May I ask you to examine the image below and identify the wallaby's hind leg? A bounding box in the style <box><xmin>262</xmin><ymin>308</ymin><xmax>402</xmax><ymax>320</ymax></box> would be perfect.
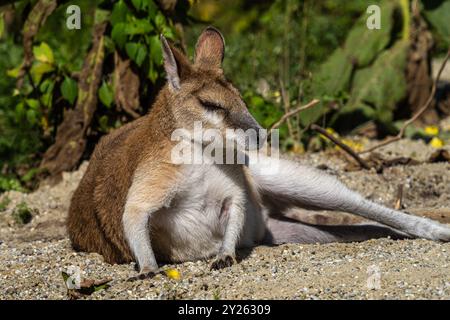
<box><xmin>68</xmin><ymin>174</ymin><xmax>126</xmax><ymax>264</ymax></box>
<box><xmin>249</xmin><ymin>154</ymin><xmax>450</xmax><ymax>242</ymax></box>
<box><xmin>263</xmin><ymin>217</ymin><xmax>408</xmax><ymax>245</ymax></box>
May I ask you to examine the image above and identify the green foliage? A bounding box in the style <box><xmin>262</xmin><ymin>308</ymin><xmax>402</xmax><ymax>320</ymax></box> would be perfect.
<box><xmin>0</xmin><ymin>196</ymin><xmax>10</xmax><ymax>212</ymax></box>
<box><xmin>188</xmin><ymin>0</ymin><xmax>427</xmax><ymax>143</ymax></box>
<box><xmin>188</xmin><ymin>0</ymin><xmax>385</xmax><ymax>140</ymax></box>
<box><xmin>1</xmin><ymin>0</ymin><xmax>449</xmax><ymax>192</ymax></box>
<box><xmin>306</xmin><ymin>1</ymin><xmax>409</xmax><ymax>129</ymax></box>
<box><xmin>98</xmin><ymin>81</ymin><xmax>114</xmax><ymax>108</ymax></box>
<box><xmin>12</xmin><ymin>201</ymin><xmax>33</xmax><ymax>225</ymax></box>
<box><xmin>0</xmin><ymin>0</ymin><xmax>187</xmax><ymax>192</ymax></box>
<box><xmin>421</xmin><ymin>0</ymin><xmax>450</xmax><ymax>50</ymax></box>
<box><xmin>61</xmin><ymin>76</ymin><xmax>78</xmax><ymax>105</ymax></box>
<box><xmin>339</xmin><ymin>41</ymin><xmax>409</xmax><ymax>125</ymax></box>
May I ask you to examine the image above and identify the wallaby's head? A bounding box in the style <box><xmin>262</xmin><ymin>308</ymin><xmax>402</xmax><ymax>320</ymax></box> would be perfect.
<box><xmin>160</xmin><ymin>27</ymin><xmax>265</xmax><ymax>150</ymax></box>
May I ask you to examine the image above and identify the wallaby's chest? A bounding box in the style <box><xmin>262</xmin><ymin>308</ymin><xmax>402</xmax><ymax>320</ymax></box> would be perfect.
<box><xmin>150</xmin><ymin>164</ymin><xmax>259</xmax><ymax>262</ymax></box>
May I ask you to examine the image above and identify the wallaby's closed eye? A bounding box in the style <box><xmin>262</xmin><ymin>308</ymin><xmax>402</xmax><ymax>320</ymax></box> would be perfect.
<box><xmin>68</xmin><ymin>27</ymin><xmax>450</xmax><ymax>277</ymax></box>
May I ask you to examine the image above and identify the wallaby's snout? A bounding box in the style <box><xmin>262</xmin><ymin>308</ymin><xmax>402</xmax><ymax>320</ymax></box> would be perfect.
<box><xmin>227</xmin><ymin>108</ymin><xmax>265</xmax><ymax>150</ymax></box>
<box><xmin>160</xmin><ymin>27</ymin><xmax>265</xmax><ymax>150</ymax></box>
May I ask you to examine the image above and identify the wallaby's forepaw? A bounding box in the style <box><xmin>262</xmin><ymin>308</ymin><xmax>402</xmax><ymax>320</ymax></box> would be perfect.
<box><xmin>127</xmin><ymin>267</ymin><xmax>158</xmax><ymax>282</ymax></box>
<box><xmin>210</xmin><ymin>254</ymin><xmax>235</xmax><ymax>270</ymax></box>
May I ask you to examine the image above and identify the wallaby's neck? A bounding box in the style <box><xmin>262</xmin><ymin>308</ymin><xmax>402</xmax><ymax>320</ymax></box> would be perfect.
<box><xmin>147</xmin><ymin>87</ymin><xmax>177</xmax><ymax>142</ymax></box>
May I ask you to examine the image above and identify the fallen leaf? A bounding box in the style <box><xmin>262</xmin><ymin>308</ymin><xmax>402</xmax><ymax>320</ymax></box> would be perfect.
<box><xmin>62</xmin><ymin>271</ymin><xmax>112</xmax><ymax>300</ymax></box>
<box><xmin>164</xmin><ymin>268</ymin><xmax>181</xmax><ymax>280</ymax></box>
<box><xmin>429</xmin><ymin>137</ymin><xmax>444</xmax><ymax>148</ymax></box>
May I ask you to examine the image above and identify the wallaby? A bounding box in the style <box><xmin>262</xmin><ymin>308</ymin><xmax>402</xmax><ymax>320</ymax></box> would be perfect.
<box><xmin>68</xmin><ymin>27</ymin><xmax>450</xmax><ymax>277</ymax></box>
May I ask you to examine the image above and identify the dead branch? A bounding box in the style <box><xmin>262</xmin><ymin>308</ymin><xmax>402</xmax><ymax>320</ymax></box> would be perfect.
<box><xmin>394</xmin><ymin>184</ymin><xmax>404</xmax><ymax>210</ymax></box>
<box><xmin>360</xmin><ymin>48</ymin><xmax>450</xmax><ymax>154</ymax></box>
<box><xmin>16</xmin><ymin>0</ymin><xmax>57</xmax><ymax>88</ymax></box>
<box><xmin>40</xmin><ymin>23</ymin><xmax>107</xmax><ymax>179</ymax></box>
<box><xmin>270</xmin><ymin>99</ymin><xmax>320</xmax><ymax>131</ymax></box>
<box><xmin>113</xmin><ymin>51</ymin><xmax>141</xmax><ymax>119</ymax></box>
<box><xmin>310</xmin><ymin>124</ymin><xmax>372</xmax><ymax>170</ymax></box>
<box><xmin>278</xmin><ymin>78</ymin><xmax>294</xmax><ymax>138</ymax></box>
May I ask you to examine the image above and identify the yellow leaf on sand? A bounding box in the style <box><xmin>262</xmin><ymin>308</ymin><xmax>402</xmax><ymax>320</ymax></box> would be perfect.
<box><xmin>340</xmin><ymin>138</ymin><xmax>365</xmax><ymax>152</ymax></box>
<box><xmin>424</xmin><ymin>126</ymin><xmax>439</xmax><ymax>136</ymax></box>
<box><xmin>165</xmin><ymin>268</ymin><xmax>181</xmax><ymax>280</ymax></box>
<box><xmin>429</xmin><ymin>137</ymin><xmax>444</xmax><ymax>148</ymax></box>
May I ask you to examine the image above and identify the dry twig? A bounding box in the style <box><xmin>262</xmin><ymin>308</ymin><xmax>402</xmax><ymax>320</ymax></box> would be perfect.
<box><xmin>394</xmin><ymin>184</ymin><xmax>404</xmax><ymax>210</ymax></box>
<box><xmin>269</xmin><ymin>99</ymin><xmax>320</xmax><ymax>131</ymax></box>
<box><xmin>310</xmin><ymin>124</ymin><xmax>372</xmax><ymax>170</ymax></box>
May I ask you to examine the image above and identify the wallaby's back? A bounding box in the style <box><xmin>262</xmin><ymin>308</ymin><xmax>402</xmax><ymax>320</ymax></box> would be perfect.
<box><xmin>68</xmin><ymin>116</ymin><xmax>150</xmax><ymax>263</ymax></box>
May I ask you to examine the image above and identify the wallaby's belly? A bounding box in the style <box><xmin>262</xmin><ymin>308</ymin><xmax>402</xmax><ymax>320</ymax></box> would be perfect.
<box><xmin>149</xmin><ymin>164</ymin><xmax>264</xmax><ymax>262</ymax></box>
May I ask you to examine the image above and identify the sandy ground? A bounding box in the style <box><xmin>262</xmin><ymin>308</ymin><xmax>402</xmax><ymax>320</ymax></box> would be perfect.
<box><xmin>0</xmin><ymin>139</ymin><xmax>449</xmax><ymax>300</ymax></box>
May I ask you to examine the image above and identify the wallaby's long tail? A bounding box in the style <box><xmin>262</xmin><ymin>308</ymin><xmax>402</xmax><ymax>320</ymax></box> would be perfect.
<box><xmin>248</xmin><ymin>155</ymin><xmax>450</xmax><ymax>242</ymax></box>
<box><xmin>264</xmin><ymin>217</ymin><xmax>408</xmax><ymax>245</ymax></box>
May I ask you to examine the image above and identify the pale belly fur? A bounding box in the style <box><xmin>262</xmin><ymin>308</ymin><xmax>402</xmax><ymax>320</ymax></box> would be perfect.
<box><xmin>149</xmin><ymin>164</ymin><xmax>267</xmax><ymax>262</ymax></box>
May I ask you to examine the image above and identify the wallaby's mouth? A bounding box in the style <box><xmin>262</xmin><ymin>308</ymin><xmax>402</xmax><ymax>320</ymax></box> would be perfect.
<box><xmin>227</xmin><ymin>111</ymin><xmax>267</xmax><ymax>150</ymax></box>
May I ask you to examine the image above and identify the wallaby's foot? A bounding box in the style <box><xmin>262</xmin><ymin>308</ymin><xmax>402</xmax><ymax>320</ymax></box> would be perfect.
<box><xmin>127</xmin><ymin>266</ymin><xmax>158</xmax><ymax>281</ymax></box>
<box><xmin>210</xmin><ymin>254</ymin><xmax>235</xmax><ymax>270</ymax></box>
<box><xmin>426</xmin><ymin>224</ymin><xmax>450</xmax><ymax>242</ymax></box>
<box><xmin>406</xmin><ymin>218</ymin><xmax>450</xmax><ymax>242</ymax></box>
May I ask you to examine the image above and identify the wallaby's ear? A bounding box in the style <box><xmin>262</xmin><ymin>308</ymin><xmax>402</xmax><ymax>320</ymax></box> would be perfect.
<box><xmin>194</xmin><ymin>26</ymin><xmax>225</xmax><ymax>70</ymax></box>
<box><xmin>161</xmin><ymin>35</ymin><xmax>191</xmax><ymax>91</ymax></box>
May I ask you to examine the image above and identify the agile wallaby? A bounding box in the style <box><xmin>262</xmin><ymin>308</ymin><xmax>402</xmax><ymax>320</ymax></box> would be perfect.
<box><xmin>68</xmin><ymin>27</ymin><xmax>450</xmax><ymax>277</ymax></box>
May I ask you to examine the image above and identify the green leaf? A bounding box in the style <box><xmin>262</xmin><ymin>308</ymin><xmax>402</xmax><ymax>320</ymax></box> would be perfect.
<box><xmin>124</xmin><ymin>18</ymin><xmax>153</xmax><ymax>35</ymax></box>
<box><xmin>15</xmin><ymin>102</ymin><xmax>25</xmax><ymax>120</ymax></box>
<box><xmin>25</xmin><ymin>99</ymin><xmax>40</xmax><ymax>110</ymax></box>
<box><xmin>111</xmin><ymin>23</ymin><xmax>127</xmax><ymax>48</ymax></box>
<box><xmin>7</xmin><ymin>65</ymin><xmax>22</xmax><ymax>78</ymax></box>
<box><xmin>131</xmin><ymin>0</ymin><xmax>143</xmax><ymax>10</ymax></box>
<box><xmin>95</xmin><ymin>9</ymin><xmax>110</xmax><ymax>24</ymax></box>
<box><xmin>21</xmin><ymin>168</ymin><xmax>40</xmax><ymax>183</ymax></box>
<box><xmin>33</xmin><ymin>42</ymin><xmax>54</xmax><ymax>64</ymax></box>
<box><xmin>300</xmin><ymin>48</ymin><xmax>353</xmax><ymax>126</ymax></box>
<box><xmin>61</xmin><ymin>76</ymin><xmax>78</xmax><ymax>105</ymax></box>
<box><xmin>30</xmin><ymin>62</ymin><xmax>54</xmax><ymax>84</ymax></box>
<box><xmin>339</xmin><ymin>41</ymin><xmax>409</xmax><ymax>123</ymax></box>
<box><xmin>98</xmin><ymin>115</ymin><xmax>110</xmax><ymax>132</ymax></box>
<box><xmin>131</xmin><ymin>0</ymin><xmax>157</xmax><ymax>15</ymax></box>
<box><xmin>125</xmin><ymin>42</ymin><xmax>147</xmax><ymax>67</ymax></box>
<box><xmin>421</xmin><ymin>0</ymin><xmax>450</xmax><ymax>45</ymax></box>
<box><xmin>61</xmin><ymin>271</ymin><xmax>70</xmax><ymax>283</ymax></box>
<box><xmin>26</xmin><ymin>109</ymin><xmax>38</xmax><ymax>125</ymax></box>
<box><xmin>343</xmin><ymin>1</ymin><xmax>396</xmax><ymax>67</ymax></box>
<box><xmin>111</xmin><ymin>0</ymin><xmax>130</xmax><ymax>25</ymax></box>
<box><xmin>0</xmin><ymin>13</ymin><xmax>5</xmax><ymax>39</ymax></box>
<box><xmin>148</xmin><ymin>62</ymin><xmax>158</xmax><ymax>83</ymax></box>
<box><xmin>161</xmin><ymin>25</ymin><xmax>175</xmax><ymax>39</ymax></box>
<box><xmin>148</xmin><ymin>35</ymin><xmax>163</xmax><ymax>65</ymax></box>
<box><xmin>112</xmin><ymin>19</ymin><xmax>153</xmax><ymax>49</ymax></box>
<box><xmin>41</xmin><ymin>92</ymin><xmax>53</xmax><ymax>108</ymax></box>
<box><xmin>39</xmin><ymin>78</ymin><xmax>55</xmax><ymax>93</ymax></box>
<box><xmin>98</xmin><ymin>81</ymin><xmax>114</xmax><ymax>108</ymax></box>
<box><xmin>154</xmin><ymin>12</ymin><xmax>166</xmax><ymax>29</ymax></box>
<box><xmin>39</xmin><ymin>79</ymin><xmax>55</xmax><ymax>108</ymax></box>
